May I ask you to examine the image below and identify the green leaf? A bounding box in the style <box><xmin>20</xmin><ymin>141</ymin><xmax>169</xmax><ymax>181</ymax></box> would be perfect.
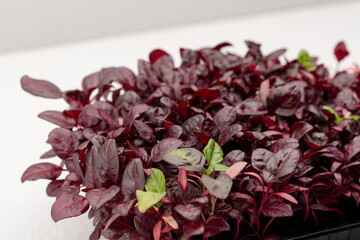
<box><xmin>203</xmin><ymin>167</ymin><xmax>213</xmax><ymax>175</ymax></box>
<box><xmin>136</xmin><ymin>190</ymin><xmax>166</xmax><ymax>213</ymax></box>
<box><xmin>145</xmin><ymin>168</ymin><xmax>165</xmax><ymax>193</ymax></box>
<box><xmin>204</xmin><ymin>139</ymin><xmax>223</xmax><ymax>167</ymax></box>
<box><xmin>163</xmin><ymin>148</ymin><xmax>206</xmax><ymax>171</ymax></box>
<box><xmin>213</xmin><ymin>164</ymin><xmax>229</xmax><ymax>171</ymax></box>
<box><xmin>322</xmin><ymin>106</ymin><xmax>342</xmax><ymax>125</ymax></box>
<box><xmin>298</xmin><ymin>50</ymin><xmax>315</xmax><ymax>70</ymax></box>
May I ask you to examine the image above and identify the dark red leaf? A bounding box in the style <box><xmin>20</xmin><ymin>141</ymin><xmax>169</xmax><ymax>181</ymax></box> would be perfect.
<box><xmin>96</xmin><ymin>139</ymin><xmax>119</xmax><ymax>183</ymax></box>
<box><xmin>84</xmin><ymin>146</ymin><xmax>100</xmax><ymax>188</ymax></box>
<box><xmin>192</xmin><ymin>89</ymin><xmax>220</xmax><ymax>102</ymax></box>
<box><xmin>334</xmin><ymin>41</ymin><xmax>349</xmax><ymax>62</ymax></box>
<box><xmin>262</xmin><ymin>202</ymin><xmax>293</xmax><ymax>217</ymax></box>
<box><xmin>290</xmin><ymin>121</ymin><xmax>313</xmax><ymax>140</ymax></box>
<box><xmin>134</xmin><ymin>214</ymin><xmax>157</xmax><ymax>237</ymax></box>
<box><xmin>149</xmin><ymin>49</ymin><xmax>169</xmax><ymax>64</ymax></box>
<box><xmin>204</xmin><ymin>215</ymin><xmax>230</xmax><ymax>237</ymax></box>
<box><xmin>174</xmin><ymin>203</ymin><xmax>202</xmax><ymax>221</ymax></box>
<box><xmin>21</xmin><ymin>163</ymin><xmax>63</xmax><ymax>182</ymax></box>
<box><xmin>181</xmin><ymin>221</ymin><xmax>204</xmax><ymax>240</ymax></box>
<box><xmin>121</xmin><ymin>158</ymin><xmax>145</xmax><ymax>199</ymax></box>
<box><xmin>48</xmin><ymin>128</ymin><xmax>79</xmax><ymax>160</ymax></box>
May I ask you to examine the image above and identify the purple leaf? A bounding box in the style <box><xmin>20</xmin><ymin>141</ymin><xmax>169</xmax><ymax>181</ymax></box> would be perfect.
<box><xmin>112</xmin><ymin>199</ymin><xmax>136</xmax><ymax>216</ymax></box>
<box><xmin>204</xmin><ymin>215</ymin><xmax>230</xmax><ymax>237</ymax></box>
<box><xmin>223</xmin><ymin>150</ymin><xmax>245</xmax><ymax>167</ymax></box>
<box><xmin>290</xmin><ymin>121</ymin><xmax>313</xmax><ymax>140</ymax></box>
<box><xmin>218</xmin><ymin>124</ymin><xmax>243</xmax><ymax>146</ymax></box>
<box><xmin>271</xmin><ymin>138</ymin><xmax>299</xmax><ymax>153</ymax></box>
<box><xmin>21</xmin><ymin>75</ymin><xmax>62</xmax><ymax>99</ymax></box>
<box><xmin>235</xmin><ymin>99</ymin><xmax>267</xmax><ymax>116</ymax></box>
<box><xmin>40</xmin><ymin>149</ymin><xmax>57</xmax><ymax>159</ymax></box>
<box><xmin>63</xmin><ymin>90</ymin><xmax>89</xmax><ymax>109</ymax></box>
<box><xmin>267</xmin><ymin>148</ymin><xmax>301</xmax><ymax>180</ymax></box>
<box><xmin>202</xmin><ymin>174</ymin><xmax>233</xmax><ymax>199</ymax></box>
<box><xmin>181</xmin><ymin>221</ymin><xmax>204</xmax><ymax>240</ymax></box>
<box><xmin>134</xmin><ymin>214</ymin><xmax>157</xmax><ymax>237</ymax></box>
<box><xmin>84</xmin><ymin>146</ymin><xmax>100</xmax><ymax>188</ymax></box>
<box><xmin>96</xmin><ymin>139</ymin><xmax>119</xmax><ymax>183</ymax></box>
<box><xmin>214</xmin><ymin>106</ymin><xmax>237</xmax><ymax>130</ymax></box>
<box><xmin>149</xmin><ymin>138</ymin><xmax>183</xmax><ymax>163</ymax></box>
<box><xmin>38</xmin><ymin>111</ymin><xmax>76</xmax><ymax>129</ymax></box>
<box><xmin>181</xmin><ymin>114</ymin><xmax>204</xmax><ymax>136</ymax></box>
<box><xmin>86</xmin><ymin>185</ymin><xmax>120</xmax><ymax>210</ymax></box>
<box><xmin>21</xmin><ymin>163</ymin><xmax>63</xmax><ymax>182</ymax></box>
<box><xmin>251</xmin><ymin>148</ymin><xmax>274</xmax><ymax>172</ymax></box>
<box><xmin>173</xmin><ymin>203</ymin><xmax>202</xmax><ymax>221</ymax></box>
<box><xmin>134</xmin><ymin>120</ymin><xmax>156</xmax><ymax>143</ymax></box>
<box><xmin>48</xmin><ymin>128</ymin><xmax>79</xmax><ymax>160</ymax></box>
<box><xmin>267</xmin><ymin>83</ymin><xmax>301</xmax><ymax>117</ymax></box>
<box><xmin>123</xmin><ymin>104</ymin><xmax>149</xmax><ymax>127</ymax></box>
<box><xmin>46</xmin><ymin>180</ymin><xmax>65</xmax><ymax>197</ymax></box>
<box><xmin>121</xmin><ymin>158</ymin><xmax>145</xmax><ymax>199</ymax></box>
<box><xmin>262</xmin><ymin>202</ymin><xmax>293</xmax><ymax>217</ymax></box>
<box><xmin>51</xmin><ymin>191</ymin><xmax>89</xmax><ymax>222</ymax></box>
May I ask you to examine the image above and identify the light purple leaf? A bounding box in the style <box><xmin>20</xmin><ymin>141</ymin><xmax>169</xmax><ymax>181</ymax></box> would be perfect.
<box><xmin>38</xmin><ymin>110</ymin><xmax>76</xmax><ymax>129</ymax></box>
<box><xmin>21</xmin><ymin>75</ymin><xmax>62</xmax><ymax>99</ymax></box>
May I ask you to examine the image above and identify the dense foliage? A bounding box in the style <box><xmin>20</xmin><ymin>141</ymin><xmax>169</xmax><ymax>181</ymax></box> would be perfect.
<box><xmin>21</xmin><ymin>41</ymin><xmax>360</xmax><ymax>239</ymax></box>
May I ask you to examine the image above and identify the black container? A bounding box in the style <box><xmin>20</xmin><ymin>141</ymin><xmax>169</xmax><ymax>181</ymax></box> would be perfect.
<box><xmin>282</xmin><ymin>221</ymin><xmax>360</xmax><ymax>240</ymax></box>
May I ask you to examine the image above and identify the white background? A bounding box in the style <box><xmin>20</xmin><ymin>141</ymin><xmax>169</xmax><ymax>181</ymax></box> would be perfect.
<box><xmin>0</xmin><ymin>0</ymin><xmax>357</xmax><ymax>53</ymax></box>
<box><xmin>1</xmin><ymin>1</ymin><xmax>360</xmax><ymax>239</ymax></box>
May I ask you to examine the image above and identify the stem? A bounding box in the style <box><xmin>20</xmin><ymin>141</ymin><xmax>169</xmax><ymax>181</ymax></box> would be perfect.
<box><xmin>256</xmin><ymin>183</ymin><xmax>273</xmax><ymax>233</ymax></box>
<box><xmin>262</xmin><ymin>217</ymin><xmax>275</xmax><ymax>236</ymax></box>
<box><xmin>234</xmin><ymin>219</ymin><xmax>240</xmax><ymax>240</ymax></box>
<box><xmin>211</xmin><ymin>196</ymin><xmax>217</xmax><ymax>215</ymax></box>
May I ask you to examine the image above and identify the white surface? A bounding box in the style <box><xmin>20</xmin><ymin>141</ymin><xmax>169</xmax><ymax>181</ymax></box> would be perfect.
<box><xmin>1</xmin><ymin>2</ymin><xmax>360</xmax><ymax>240</ymax></box>
<box><xmin>0</xmin><ymin>0</ymin><xmax>357</xmax><ymax>53</ymax></box>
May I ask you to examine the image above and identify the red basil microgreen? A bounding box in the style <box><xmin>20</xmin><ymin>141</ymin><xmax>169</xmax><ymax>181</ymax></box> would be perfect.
<box><xmin>21</xmin><ymin>40</ymin><xmax>360</xmax><ymax>239</ymax></box>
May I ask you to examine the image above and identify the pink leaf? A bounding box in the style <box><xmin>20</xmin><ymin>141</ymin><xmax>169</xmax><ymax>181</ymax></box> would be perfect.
<box><xmin>225</xmin><ymin>162</ymin><xmax>247</xmax><ymax>179</ymax></box>
<box><xmin>153</xmin><ymin>221</ymin><xmax>162</xmax><ymax>240</ymax></box>
<box><xmin>273</xmin><ymin>192</ymin><xmax>298</xmax><ymax>204</ymax></box>
<box><xmin>178</xmin><ymin>166</ymin><xmax>187</xmax><ymax>194</ymax></box>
